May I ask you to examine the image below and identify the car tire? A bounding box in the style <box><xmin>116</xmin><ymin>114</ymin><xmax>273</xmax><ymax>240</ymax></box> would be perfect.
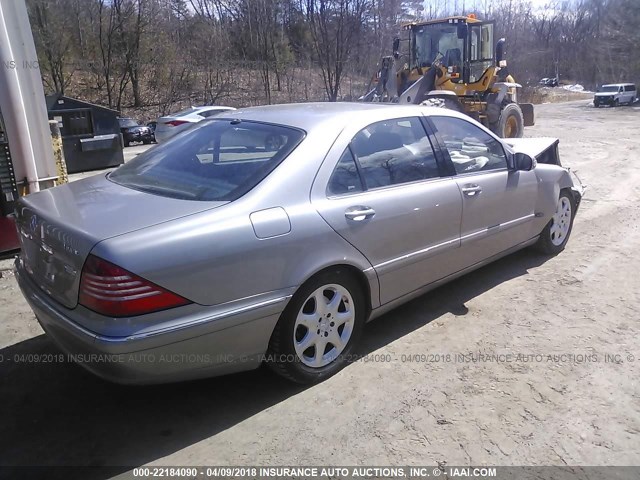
<box><xmin>266</xmin><ymin>269</ymin><xmax>366</xmax><ymax>384</ymax></box>
<box><xmin>492</xmin><ymin>103</ymin><xmax>524</xmax><ymax>138</ymax></box>
<box><xmin>143</xmin><ymin>139</ymin><xmax>151</xmax><ymax>145</ymax></box>
<box><xmin>534</xmin><ymin>190</ymin><xmax>576</xmax><ymax>255</ymax></box>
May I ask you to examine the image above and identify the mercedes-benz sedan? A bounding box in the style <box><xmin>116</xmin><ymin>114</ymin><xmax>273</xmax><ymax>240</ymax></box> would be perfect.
<box><xmin>15</xmin><ymin>103</ymin><xmax>583</xmax><ymax>384</ymax></box>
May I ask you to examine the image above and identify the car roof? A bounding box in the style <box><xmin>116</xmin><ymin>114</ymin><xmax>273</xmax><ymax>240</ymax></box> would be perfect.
<box><xmin>602</xmin><ymin>83</ymin><xmax>634</xmax><ymax>87</ymax></box>
<box><xmin>218</xmin><ymin>102</ymin><xmax>465</xmax><ymax>133</ymax></box>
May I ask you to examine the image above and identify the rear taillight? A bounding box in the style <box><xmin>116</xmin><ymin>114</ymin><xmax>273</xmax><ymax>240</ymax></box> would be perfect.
<box><xmin>79</xmin><ymin>255</ymin><xmax>190</xmax><ymax>317</ymax></box>
<box><xmin>164</xmin><ymin>120</ymin><xmax>189</xmax><ymax>127</ymax></box>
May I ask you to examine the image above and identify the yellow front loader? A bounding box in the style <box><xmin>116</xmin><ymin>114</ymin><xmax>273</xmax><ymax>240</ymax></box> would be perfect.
<box><xmin>360</xmin><ymin>15</ymin><xmax>534</xmax><ymax>138</ymax></box>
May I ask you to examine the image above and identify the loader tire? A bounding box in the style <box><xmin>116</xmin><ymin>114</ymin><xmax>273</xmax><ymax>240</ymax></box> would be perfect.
<box><xmin>492</xmin><ymin>103</ymin><xmax>524</xmax><ymax>138</ymax></box>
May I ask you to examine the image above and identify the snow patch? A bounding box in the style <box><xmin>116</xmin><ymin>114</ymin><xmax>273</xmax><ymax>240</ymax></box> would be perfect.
<box><xmin>562</xmin><ymin>84</ymin><xmax>592</xmax><ymax>93</ymax></box>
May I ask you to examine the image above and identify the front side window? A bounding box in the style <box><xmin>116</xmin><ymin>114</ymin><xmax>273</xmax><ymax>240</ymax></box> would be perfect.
<box><xmin>350</xmin><ymin>117</ymin><xmax>440</xmax><ymax>189</ymax></box>
<box><xmin>110</xmin><ymin>120</ymin><xmax>304</xmax><ymax>201</ymax></box>
<box><xmin>413</xmin><ymin>23</ymin><xmax>464</xmax><ymax>69</ymax></box>
<box><xmin>431</xmin><ymin>116</ymin><xmax>507</xmax><ymax>174</ymax></box>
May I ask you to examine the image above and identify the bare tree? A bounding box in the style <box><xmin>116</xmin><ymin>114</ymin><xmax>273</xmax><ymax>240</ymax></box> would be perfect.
<box><xmin>28</xmin><ymin>0</ymin><xmax>76</xmax><ymax>94</ymax></box>
<box><xmin>304</xmin><ymin>0</ymin><xmax>372</xmax><ymax>101</ymax></box>
<box><xmin>26</xmin><ymin>0</ymin><xmax>640</xmax><ymax>112</ymax></box>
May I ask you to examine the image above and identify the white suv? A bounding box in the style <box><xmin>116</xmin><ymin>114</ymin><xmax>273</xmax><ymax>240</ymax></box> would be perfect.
<box><xmin>594</xmin><ymin>83</ymin><xmax>637</xmax><ymax>107</ymax></box>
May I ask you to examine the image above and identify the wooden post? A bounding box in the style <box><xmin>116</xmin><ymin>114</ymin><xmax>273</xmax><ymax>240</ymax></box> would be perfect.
<box><xmin>49</xmin><ymin>120</ymin><xmax>68</xmax><ymax>185</ymax></box>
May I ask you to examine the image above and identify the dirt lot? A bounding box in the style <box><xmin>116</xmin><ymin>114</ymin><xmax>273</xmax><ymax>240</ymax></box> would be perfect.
<box><xmin>1</xmin><ymin>100</ymin><xmax>639</xmax><ymax>474</ymax></box>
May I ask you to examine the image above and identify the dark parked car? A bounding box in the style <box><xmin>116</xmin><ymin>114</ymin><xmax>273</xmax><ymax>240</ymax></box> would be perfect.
<box><xmin>539</xmin><ymin>77</ymin><xmax>558</xmax><ymax>87</ymax></box>
<box><xmin>118</xmin><ymin>118</ymin><xmax>154</xmax><ymax>147</ymax></box>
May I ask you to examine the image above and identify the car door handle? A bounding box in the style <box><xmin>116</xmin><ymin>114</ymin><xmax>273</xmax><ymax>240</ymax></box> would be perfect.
<box><xmin>345</xmin><ymin>206</ymin><xmax>376</xmax><ymax>221</ymax></box>
<box><xmin>461</xmin><ymin>184</ymin><xmax>482</xmax><ymax>196</ymax></box>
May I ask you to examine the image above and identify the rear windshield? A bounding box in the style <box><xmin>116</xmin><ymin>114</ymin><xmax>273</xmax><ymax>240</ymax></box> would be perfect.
<box><xmin>172</xmin><ymin>107</ymin><xmax>198</xmax><ymax>117</ymax></box>
<box><xmin>109</xmin><ymin>120</ymin><xmax>305</xmax><ymax>201</ymax></box>
<box><xmin>119</xmin><ymin>118</ymin><xmax>138</xmax><ymax>127</ymax></box>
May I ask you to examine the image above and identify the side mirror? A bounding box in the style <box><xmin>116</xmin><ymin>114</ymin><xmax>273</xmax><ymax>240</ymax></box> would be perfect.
<box><xmin>513</xmin><ymin>152</ymin><xmax>535</xmax><ymax>171</ymax></box>
<box><xmin>457</xmin><ymin>23</ymin><xmax>468</xmax><ymax>39</ymax></box>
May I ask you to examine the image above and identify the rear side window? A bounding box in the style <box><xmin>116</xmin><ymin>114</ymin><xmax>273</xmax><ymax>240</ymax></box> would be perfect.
<box><xmin>431</xmin><ymin>116</ymin><xmax>507</xmax><ymax>174</ymax></box>
<box><xmin>328</xmin><ymin>149</ymin><xmax>363</xmax><ymax>196</ymax></box>
<box><xmin>109</xmin><ymin>120</ymin><xmax>304</xmax><ymax>201</ymax></box>
<box><xmin>349</xmin><ymin>117</ymin><xmax>440</xmax><ymax>189</ymax></box>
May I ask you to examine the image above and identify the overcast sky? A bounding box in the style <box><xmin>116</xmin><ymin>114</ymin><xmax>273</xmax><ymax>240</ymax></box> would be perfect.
<box><xmin>421</xmin><ymin>0</ymin><xmax>575</xmax><ymax>13</ymax></box>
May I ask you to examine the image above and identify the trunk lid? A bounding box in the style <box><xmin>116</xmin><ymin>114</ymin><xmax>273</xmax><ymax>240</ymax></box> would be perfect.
<box><xmin>16</xmin><ymin>173</ymin><xmax>226</xmax><ymax>308</ymax></box>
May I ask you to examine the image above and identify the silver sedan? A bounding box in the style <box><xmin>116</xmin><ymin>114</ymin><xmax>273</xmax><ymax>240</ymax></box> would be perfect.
<box><xmin>14</xmin><ymin>103</ymin><xmax>583</xmax><ymax>384</ymax></box>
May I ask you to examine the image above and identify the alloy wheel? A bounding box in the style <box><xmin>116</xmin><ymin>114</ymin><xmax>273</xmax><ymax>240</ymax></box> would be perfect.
<box><xmin>293</xmin><ymin>284</ymin><xmax>355</xmax><ymax>368</ymax></box>
<box><xmin>550</xmin><ymin>196</ymin><xmax>572</xmax><ymax>246</ymax></box>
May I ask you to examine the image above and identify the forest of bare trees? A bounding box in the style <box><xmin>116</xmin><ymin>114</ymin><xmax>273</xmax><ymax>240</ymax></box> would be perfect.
<box><xmin>26</xmin><ymin>0</ymin><xmax>640</xmax><ymax>118</ymax></box>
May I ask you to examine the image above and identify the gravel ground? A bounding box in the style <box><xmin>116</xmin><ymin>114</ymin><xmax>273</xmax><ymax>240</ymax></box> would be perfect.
<box><xmin>0</xmin><ymin>101</ymin><xmax>639</xmax><ymax>474</ymax></box>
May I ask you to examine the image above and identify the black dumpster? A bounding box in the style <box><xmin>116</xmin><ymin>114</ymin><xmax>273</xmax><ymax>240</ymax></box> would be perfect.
<box><xmin>46</xmin><ymin>94</ymin><xmax>124</xmax><ymax>174</ymax></box>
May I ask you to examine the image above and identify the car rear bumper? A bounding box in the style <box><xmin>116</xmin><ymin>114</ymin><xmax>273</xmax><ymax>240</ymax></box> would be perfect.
<box><xmin>153</xmin><ymin>129</ymin><xmax>176</xmax><ymax>143</ymax></box>
<box><xmin>15</xmin><ymin>259</ymin><xmax>286</xmax><ymax>384</ymax></box>
<box><xmin>123</xmin><ymin>132</ymin><xmax>153</xmax><ymax>142</ymax></box>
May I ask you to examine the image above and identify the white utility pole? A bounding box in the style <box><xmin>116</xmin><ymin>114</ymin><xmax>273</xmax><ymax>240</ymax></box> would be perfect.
<box><xmin>0</xmin><ymin>0</ymin><xmax>57</xmax><ymax>193</ymax></box>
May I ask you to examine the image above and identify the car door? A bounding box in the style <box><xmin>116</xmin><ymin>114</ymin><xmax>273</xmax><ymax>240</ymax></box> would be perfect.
<box><xmin>428</xmin><ymin>115</ymin><xmax>539</xmax><ymax>267</ymax></box>
<box><xmin>311</xmin><ymin>116</ymin><xmax>463</xmax><ymax>305</ymax></box>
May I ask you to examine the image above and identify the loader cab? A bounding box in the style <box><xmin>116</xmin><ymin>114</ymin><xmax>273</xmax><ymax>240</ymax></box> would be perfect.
<box><xmin>408</xmin><ymin>16</ymin><xmax>495</xmax><ymax>85</ymax></box>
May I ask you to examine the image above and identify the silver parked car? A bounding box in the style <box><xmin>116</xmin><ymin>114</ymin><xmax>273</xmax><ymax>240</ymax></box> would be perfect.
<box><xmin>154</xmin><ymin>105</ymin><xmax>235</xmax><ymax>143</ymax></box>
<box><xmin>15</xmin><ymin>103</ymin><xmax>583</xmax><ymax>385</ymax></box>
